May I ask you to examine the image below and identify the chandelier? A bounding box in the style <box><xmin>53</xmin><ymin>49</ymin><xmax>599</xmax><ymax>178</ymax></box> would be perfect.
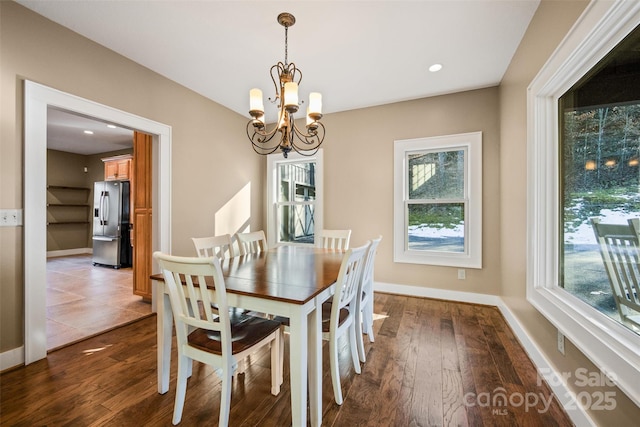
<box><xmin>247</xmin><ymin>13</ymin><xmax>325</xmax><ymax>158</ymax></box>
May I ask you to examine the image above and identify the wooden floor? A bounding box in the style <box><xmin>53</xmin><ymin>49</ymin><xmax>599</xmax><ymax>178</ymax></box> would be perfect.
<box><xmin>1</xmin><ymin>293</ymin><xmax>573</xmax><ymax>426</ymax></box>
<box><xmin>46</xmin><ymin>254</ymin><xmax>152</xmax><ymax>351</ymax></box>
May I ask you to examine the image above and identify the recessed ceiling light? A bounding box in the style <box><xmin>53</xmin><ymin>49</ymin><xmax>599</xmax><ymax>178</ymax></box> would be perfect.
<box><xmin>429</xmin><ymin>63</ymin><xmax>443</xmax><ymax>72</ymax></box>
<box><xmin>107</xmin><ymin>124</ymin><xmax>117</xmax><ymax>129</ymax></box>
<box><xmin>84</xmin><ymin>130</ymin><xmax>94</xmax><ymax>135</ymax></box>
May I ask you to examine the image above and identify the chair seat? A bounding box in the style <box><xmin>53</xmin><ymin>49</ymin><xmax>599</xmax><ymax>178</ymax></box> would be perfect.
<box><xmin>188</xmin><ymin>316</ymin><xmax>281</xmax><ymax>355</ymax></box>
<box><xmin>274</xmin><ymin>301</ymin><xmax>349</xmax><ymax>333</ymax></box>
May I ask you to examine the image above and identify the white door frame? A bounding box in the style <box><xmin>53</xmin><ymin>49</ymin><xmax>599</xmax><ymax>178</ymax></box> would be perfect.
<box><xmin>24</xmin><ymin>80</ymin><xmax>172</xmax><ymax>364</ymax></box>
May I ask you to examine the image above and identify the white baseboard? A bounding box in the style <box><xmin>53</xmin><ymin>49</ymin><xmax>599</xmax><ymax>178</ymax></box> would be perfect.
<box><xmin>47</xmin><ymin>248</ymin><xmax>92</xmax><ymax>258</ymax></box>
<box><xmin>375</xmin><ymin>281</ymin><xmax>502</xmax><ymax>306</ymax></box>
<box><xmin>374</xmin><ymin>281</ymin><xmax>594</xmax><ymax>427</ymax></box>
<box><xmin>496</xmin><ymin>301</ymin><xmax>595</xmax><ymax>427</ymax></box>
<box><xmin>0</xmin><ymin>346</ymin><xmax>24</xmax><ymax>372</ymax></box>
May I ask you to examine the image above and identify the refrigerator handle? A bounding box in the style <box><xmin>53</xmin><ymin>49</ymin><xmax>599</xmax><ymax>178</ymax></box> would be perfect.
<box><xmin>102</xmin><ymin>191</ymin><xmax>109</xmax><ymax>225</ymax></box>
<box><xmin>99</xmin><ymin>192</ymin><xmax>105</xmax><ymax>225</ymax></box>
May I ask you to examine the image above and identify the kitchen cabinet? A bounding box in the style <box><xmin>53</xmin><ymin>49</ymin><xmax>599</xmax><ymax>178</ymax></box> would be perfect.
<box><xmin>103</xmin><ymin>154</ymin><xmax>132</xmax><ymax>181</ymax></box>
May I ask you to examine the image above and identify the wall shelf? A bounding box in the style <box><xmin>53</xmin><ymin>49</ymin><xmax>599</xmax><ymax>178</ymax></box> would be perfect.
<box><xmin>47</xmin><ymin>221</ymin><xmax>91</xmax><ymax>225</ymax></box>
<box><xmin>47</xmin><ymin>185</ymin><xmax>90</xmax><ymax>191</ymax></box>
<box><xmin>47</xmin><ymin>186</ymin><xmax>91</xmax><ymax>230</ymax></box>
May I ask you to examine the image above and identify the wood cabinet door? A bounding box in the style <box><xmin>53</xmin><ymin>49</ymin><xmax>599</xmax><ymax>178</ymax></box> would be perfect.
<box><xmin>104</xmin><ymin>157</ymin><xmax>131</xmax><ymax>180</ymax></box>
<box><xmin>132</xmin><ymin>132</ymin><xmax>153</xmax><ymax>299</ymax></box>
<box><xmin>115</xmin><ymin>160</ymin><xmax>131</xmax><ymax>179</ymax></box>
<box><xmin>104</xmin><ymin>161</ymin><xmax>119</xmax><ymax>180</ymax></box>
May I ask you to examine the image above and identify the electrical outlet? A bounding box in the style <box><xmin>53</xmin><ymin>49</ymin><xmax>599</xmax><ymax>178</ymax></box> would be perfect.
<box><xmin>557</xmin><ymin>330</ymin><xmax>565</xmax><ymax>355</ymax></box>
<box><xmin>457</xmin><ymin>269</ymin><xmax>466</xmax><ymax>280</ymax></box>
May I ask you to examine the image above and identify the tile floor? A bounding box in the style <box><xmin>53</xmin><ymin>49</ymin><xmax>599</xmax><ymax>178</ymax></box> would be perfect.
<box><xmin>46</xmin><ymin>254</ymin><xmax>152</xmax><ymax>351</ymax></box>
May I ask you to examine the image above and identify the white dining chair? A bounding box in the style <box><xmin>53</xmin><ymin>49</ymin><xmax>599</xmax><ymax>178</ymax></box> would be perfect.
<box><xmin>192</xmin><ymin>234</ymin><xmax>254</xmax><ymax>373</ymax></box>
<box><xmin>153</xmin><ymin>252</ymin><xmax>282</xmax><ymax>426</ymax></box>
<box><xmin>191</xmin><ymin>234</ymin><xmax>235</xmax><ymax>260</ymax></box>
<box><xmin>236</xmin><ymin>230</ymin><xmax>268</xmax><ymax>255</ymax></box>
<box><xmin>316</xmin><ymin>229</ymin><xmax>351</xmax><ymax>250</ymax></box>
<box><xmin>355</xmin><ymin>235</ymin><xmax>382</xmax><ymax>363</ymax></box>
<box><xmin>275</xmin><ymin>241</ymin><xmax>369</xmax><ymax>405</ymax></box>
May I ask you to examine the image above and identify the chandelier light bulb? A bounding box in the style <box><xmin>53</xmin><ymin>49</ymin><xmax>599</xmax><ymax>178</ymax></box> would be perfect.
<box><xmin>249</xmin><ymin>88</ymin><xmax>264</xmax><ymax>114</ymax></box>
<box><xmin>309</xmin><ymin>92</ymin><xmax>322</xmax><ymax>116</ymax></box>
<box><xmin>284</xmin><ymin>82</ymin><xmax>299</xmax><ymax>112</ymax></box>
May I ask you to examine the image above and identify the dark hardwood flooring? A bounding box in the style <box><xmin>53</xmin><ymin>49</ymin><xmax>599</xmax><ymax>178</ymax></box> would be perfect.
<box><xmin>0</xmin><ymin>293</ymin><xmax>573</xmax><ymax>426</ymax></box>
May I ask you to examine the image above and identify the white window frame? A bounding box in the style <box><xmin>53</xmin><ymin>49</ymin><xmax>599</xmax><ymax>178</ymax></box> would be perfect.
<box><xmin>394</xmin><ymin>132</ymin><xmax>482</xmax><ymax>268</ymax></box>
<box><xmin>266</xmin><ymin>150</ymin><xmax>323</xmax><ymax>248</ymax></box>
<box><xmin>527</xmin><ymin>0</ymin><xmax>640</xmax><ymax>406</ymax></box>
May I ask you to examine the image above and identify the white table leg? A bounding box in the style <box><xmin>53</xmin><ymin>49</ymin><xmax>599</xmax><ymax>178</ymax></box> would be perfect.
<box><xmin>308</xmin><ymin>298</ymin><xmax>322</xmax><ymax>427</ymax></box>
<box><xmin>156</xmin><ymin>282</ymin><xmax>173</xmax><ymax>394</ymax></box>
<box><xmin>288</xmin><ymin>308</ymin><xmax>308</xmax><ymax>427</ymax></box>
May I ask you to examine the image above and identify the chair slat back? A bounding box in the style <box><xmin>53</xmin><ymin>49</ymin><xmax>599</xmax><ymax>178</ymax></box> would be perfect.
<box><xmin>153</xmin><ymin>252</ymin><xmax>232</xmax><ymax>355</ymax></box>
<box><xmin>236</xmin><ymin>230</ymin><xmax>268</xmax><ymax>255</ymax></box>
<box><xmin>332</xmin><ymin>243</ymin><xmax>369</xmax><ymax>320</ymax></box>
<box><xmin>192</xmin><ymin>234</ymin><xmax>235</xmax><ymax>260</ymax></box>
<box><xmin>317</xmin><ymin>229</ymin><xmax>352</xmax><ymax>250</ymax></box>
<box><xmin>361</xmin><ymin>236</ymin><xmax>382</xmax><ymax>292</ymax></box>
<box><xmin>590</xmin><ymin>218</ymin><xmax>640</xmax><ymax>327</ymax></box>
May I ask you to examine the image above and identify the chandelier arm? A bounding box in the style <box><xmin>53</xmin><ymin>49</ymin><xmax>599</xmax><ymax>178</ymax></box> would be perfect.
<box><xmin>246</xmin><ymin>122</ymin><xmax>282</xmax><ymax>155</ymax></box>
<box><xmin>291</xmin><ymin>120</ymin><xmax>325</xmax><ymax>142</ymax></box>
<box><xmin>270</xmin><ymin>63</ymin><xmax>286</xmax><ymax>103</ymax></box>
<box><xmin>286</xmin><ymin>62</ymin><xmax>302</xmax><ymax>86</ymax></box>
<box><xmin>252</xmin><ymin>143</ymin><xmax>282</xmax><ymax>156</ymax></box>
<box><xmin>289</xmin><ymin>120</ymin><xmax>325</xmax><ymax>154</ymax></box>
<box><xmin>246</xmin><ymin>121</ymin><xmax>279</xmax><ymax>140</ymax></box>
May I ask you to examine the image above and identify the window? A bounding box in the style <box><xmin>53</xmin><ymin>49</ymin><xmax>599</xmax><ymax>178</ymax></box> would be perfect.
<box><xmin>560</xmin><ymin>99</ymin><xmax>640</xmax><ymax>331</ymax></box>
<box><xmin>267</xmin><ymin>150</ymin><xmax>323</xmax><ymax>247</ymax></box>
<box><xmin>527</xmin><ymin>0</ymin><xmax>640</xmax><ymax>403</ymax></box>
<box><xmin>394</xmin><ymin>132</ymin><xmax>482</xmax><ymax>268</ymax></box>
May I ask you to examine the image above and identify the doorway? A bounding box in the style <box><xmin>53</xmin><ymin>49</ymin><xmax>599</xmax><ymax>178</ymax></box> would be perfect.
<box><xmin>24</xmin><ymin>81</ymin><xmax>172</xmax><ymax>364</ymax></box>
<box><xmin>45</xmin><ymin>109</ymin><xmax>151</xmax><ymax>350</ymax></box>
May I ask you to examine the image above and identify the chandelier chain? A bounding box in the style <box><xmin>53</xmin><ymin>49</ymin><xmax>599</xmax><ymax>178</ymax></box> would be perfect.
<box><xmin>284</xmin><ymin>26</ymin><xmax>288</xmax><ymax>66</ymax></box>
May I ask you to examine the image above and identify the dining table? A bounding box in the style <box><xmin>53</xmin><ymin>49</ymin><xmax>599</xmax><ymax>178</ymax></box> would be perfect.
<box><xmin>150</xmin><ymin>245</ymin><xmax>345</xmax><ymax>427</ymax></box>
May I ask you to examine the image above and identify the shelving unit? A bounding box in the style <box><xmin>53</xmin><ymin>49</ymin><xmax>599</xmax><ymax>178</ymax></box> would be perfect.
<box><xmin>47</xmin><ymin>186</ymin><xmax>91</xmax><ymax>226</ymax></box>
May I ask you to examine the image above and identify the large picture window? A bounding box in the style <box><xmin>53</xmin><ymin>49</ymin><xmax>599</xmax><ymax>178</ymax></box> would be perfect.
<box><xmin>527</xmin><ymin>0</ymin><xmax>640</xmax><ymax>406</ymax></box>
<box><xmin>394</xmin><ymin>132</ymin><xmax>482</xmax><ymax>268</ymax></box>
<box><xmin>560</xmin><ymin>98</ymin><xmax>640</xmax><ymax>332</ymax></box>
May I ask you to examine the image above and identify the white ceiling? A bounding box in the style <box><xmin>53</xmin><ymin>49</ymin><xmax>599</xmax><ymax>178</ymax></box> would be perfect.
<box><xmin>47</xmin><ymin>108</ymin><xmax>134</xmax><ymax>156</ymax></box>
<box><xmin>19</xmin><ymin>0</ymin><xmax>540</xmax><ymax>155</ymax></box>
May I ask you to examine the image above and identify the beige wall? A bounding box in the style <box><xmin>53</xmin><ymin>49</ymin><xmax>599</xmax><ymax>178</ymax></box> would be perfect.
<box><xmin>2</xmin><ymin>0</ymin><xmax>639</xmax><ymax>423</ymax></box>
<box><xmin>1</xmin><ymin>1</ymin><xmax>263</xmax><ymax>351</ymax></box>
<box><xmin>499</xmin><ymin>0</ymin><xmax>640</xmax><ymax>424</ymax></box>
<box><xmin>322</xmin><ymin>88</ymin><xmax>501</xmax><ymax>295</ymax></box>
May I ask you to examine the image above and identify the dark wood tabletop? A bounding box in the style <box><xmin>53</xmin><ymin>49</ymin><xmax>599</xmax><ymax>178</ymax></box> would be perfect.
<box><xmin>151</xmin><ymin>245</ymin><xmax>344</xmax><ymax>305</ymax></box>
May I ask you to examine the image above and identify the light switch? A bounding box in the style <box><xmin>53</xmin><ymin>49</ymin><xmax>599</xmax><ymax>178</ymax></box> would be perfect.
<box><xmin>0</xmin><ymin>209</ymin><xmax>23</xmax><ymax>226</ymax></box>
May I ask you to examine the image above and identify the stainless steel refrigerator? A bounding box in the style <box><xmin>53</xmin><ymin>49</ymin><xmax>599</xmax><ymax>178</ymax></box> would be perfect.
<box><xmin>92</xmin><ymin>180</ymin><xmax>131</xmax><ymax>268</ymax></box>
